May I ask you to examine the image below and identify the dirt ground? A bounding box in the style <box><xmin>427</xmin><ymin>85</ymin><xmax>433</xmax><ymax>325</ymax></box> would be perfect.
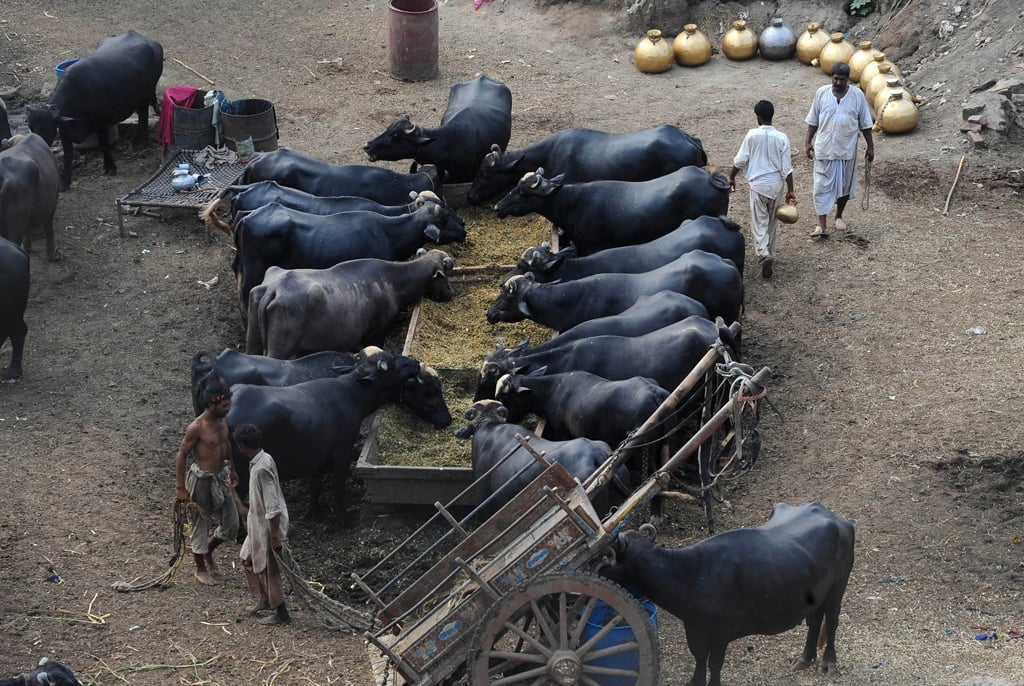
<box><xmin>1</xmin><ymin>0</ymin><xmax>1023</xmax><ymax>684</ymax></box>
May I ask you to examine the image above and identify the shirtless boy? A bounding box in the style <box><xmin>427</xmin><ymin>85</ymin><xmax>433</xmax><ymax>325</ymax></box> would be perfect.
<box><xmin>174</xmin><ymin>381</ymin><xmax>240</xmax><ymax>585</ymax></box>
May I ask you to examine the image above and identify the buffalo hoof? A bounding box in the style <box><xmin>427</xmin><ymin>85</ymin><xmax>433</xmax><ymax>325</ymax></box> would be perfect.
<box><xmin>791</xmin><ymin>656</ymin><xmax>815</xmax><ymax>671</ymax></box>
<box><xmin>48</xmin><ymin>248</ymin><xmax>63</xmax><ymax>263</ymax></box>
<box><xmin>819</xmin><ymin>658</ymin><xmax>839</xmax><ymax>675</ymax></box>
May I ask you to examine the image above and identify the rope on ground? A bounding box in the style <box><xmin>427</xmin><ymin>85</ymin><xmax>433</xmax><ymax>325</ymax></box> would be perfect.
<box><xmin>274</xmin><ymin>545</ymin><xmax>373</xmax><ymax>633</ymax></box>
<box><xmin>112</xmin><ymin>499</ymin><xmax>194</xmax><ymax>592</ymax></box>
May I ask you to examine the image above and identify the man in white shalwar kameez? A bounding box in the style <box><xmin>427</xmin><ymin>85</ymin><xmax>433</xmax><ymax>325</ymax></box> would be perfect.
<box><xmin>729</xmin><ymin>100</ymin><xmax>796</xmax><ymax>279</ymax></box>
<box><xmin>234</xmin><ymin>423</ymin><xmax>291</xmax><ymax>625</ymax></box>
<box><xmin>805</xmin><ymin>62</ymin><xmax>874</xmax><ymax>238</ymax></box>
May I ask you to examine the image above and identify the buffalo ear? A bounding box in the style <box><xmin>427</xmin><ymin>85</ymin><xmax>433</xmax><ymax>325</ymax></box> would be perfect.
<box><xmin>639</xmin><ymin>523</ymin><xmax>658</xmax><ymax>542</ymax></box>
<box><xmin>516</xmin><ymin>298</ymin><xmax>532</xmax><ymax>318</ymax></box>
<box><xmin>495</xmin><ymin>404</ymin><xmax>509</xmax><ymax>421</ymax></box>
<box><xmin>423</xmin><ymin>225</ymin><xmax>440</xmax><ymax>242</ymax></box>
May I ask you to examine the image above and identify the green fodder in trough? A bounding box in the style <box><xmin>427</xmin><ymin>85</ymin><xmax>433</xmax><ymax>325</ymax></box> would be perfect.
<box><xmin>443</xmin><ymin>205</ymin><xmax>555</xmax><ymax>268</ymax></box>
<box><xmin>375</xmin><ymin>370</ymin><xmax>477</xmax><ymax>467</ymax></box>
<box><xmin>407</xmin><ymin>276</ymin><xmax>555</xmax><ymax>371</ymax></box>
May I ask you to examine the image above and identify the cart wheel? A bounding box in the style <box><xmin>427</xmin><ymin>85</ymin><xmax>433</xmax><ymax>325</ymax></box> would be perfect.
<box><xmin>470</xmin><ymin>573</ymin><xmax>659</xmax><ymax>685</ymax></box>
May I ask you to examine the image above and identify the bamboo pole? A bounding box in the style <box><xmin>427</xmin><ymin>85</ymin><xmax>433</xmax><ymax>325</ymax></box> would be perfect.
<box><xmin>943</xmin><ymin>154</ymin><xmax>966</xmax><ymax>216</ymax></box>
<box><xmin>172</xmin><ymin>57</ymin><xmax>215</xmax><ymax>85</ymax></box>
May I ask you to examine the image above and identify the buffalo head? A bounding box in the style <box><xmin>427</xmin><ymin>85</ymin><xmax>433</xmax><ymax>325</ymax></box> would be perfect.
<box><xmin>493</xmin><ymin>167</ymin><xmax>564</xmax><ymax>218</ymax></box>
<box><xmin>509</xmin><ymin>242</ymin><xmax>576</xmax><ymax>282</ymax></box>
<box><xmin>453</xmin><ymin>399</ymin><xmax>509</xmax><ymax>439</ymax></box>
<box><xmin>485</xmin><ymin>274</ymin><xmax>536</xmax><ymax>324</ymax></box>
<box><xmin>399</xmin><ymin>362</ymin><xmax>452</xmax><ymax>428</ymax></box>
<box><xmin>467</xmin><ymin>143</ymin><xmax>522</xmax><ymax>205</ymax></box>
<box><xmin>417</xmin><ymin>202</ymin><xmax>467</xmax><ymax>245</ymax></box>
<box><xmin>413</xmin><ymin>248</ymin><xmax>456</xmax><ymax>303</ymax></box>
<box><xmin>364</xmin><ymin>114</ymin><xmax>435</xmax><ymax>162</ymax></box>
<box><xmin>25</xmin><ymin>104</ymin><xmax>61</xmax><ymax>146</ymax></box>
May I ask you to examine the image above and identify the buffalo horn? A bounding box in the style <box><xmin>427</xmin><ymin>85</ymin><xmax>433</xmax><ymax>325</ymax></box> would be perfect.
<box><xmin>639</xmin><ymin>523</ymin><xmax>658</xmax><ymax>542</ymax></box>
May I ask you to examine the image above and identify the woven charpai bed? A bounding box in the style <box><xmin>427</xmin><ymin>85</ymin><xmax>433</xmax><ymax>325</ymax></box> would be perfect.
<box><xmin>115</xmin><ymin>147</ymin><xmax>247</xmax><ymax>238</ymax></box>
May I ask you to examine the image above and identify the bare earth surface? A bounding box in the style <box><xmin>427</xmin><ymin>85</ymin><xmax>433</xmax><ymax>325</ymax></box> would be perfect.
<box><xmin>1</xmin><ymin>1</ymin><xmax>1022</xmax><ymax>684</ymax></box>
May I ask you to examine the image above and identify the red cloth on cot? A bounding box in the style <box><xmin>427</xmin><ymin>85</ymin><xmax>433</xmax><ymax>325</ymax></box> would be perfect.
<box><xmin>158</xmin><ymin>86</ymin><xmax>201</xmax><ymax>152</ymax></box>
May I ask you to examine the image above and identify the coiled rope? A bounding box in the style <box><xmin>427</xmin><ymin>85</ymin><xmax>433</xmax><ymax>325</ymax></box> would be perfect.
<box><xmin>112</xmin><ymin>499</ymin><xmax>195</xmax><ymax>592</ymax></box>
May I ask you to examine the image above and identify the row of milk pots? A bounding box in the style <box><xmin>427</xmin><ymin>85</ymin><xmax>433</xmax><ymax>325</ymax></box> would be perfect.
<box><xmin>634</xmin><ymin>20</ymin><xmax>918</xmax><ymax>134</ymax></box>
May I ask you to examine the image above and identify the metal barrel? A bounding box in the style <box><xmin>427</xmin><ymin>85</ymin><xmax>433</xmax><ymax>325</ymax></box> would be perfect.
<box><xmin>388</xmin><ymin>0</ymin><xmax>439</xmax><ymax>82</ymax></box>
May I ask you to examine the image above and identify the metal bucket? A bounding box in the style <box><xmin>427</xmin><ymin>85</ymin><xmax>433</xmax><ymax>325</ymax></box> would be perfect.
<box><xmin>388</xmin><ymin>0</ymin><xmax>439</xmax><ymax>82</ymax></box>
<box><xmin>172</xmin><ymin>100</ymin><xmax>215</xmax><ymax>150</ymax></box>
<box><xmin>220</xmin><ymin>99</ymin><xmax>279</xmax><ymax>152</ymax></box>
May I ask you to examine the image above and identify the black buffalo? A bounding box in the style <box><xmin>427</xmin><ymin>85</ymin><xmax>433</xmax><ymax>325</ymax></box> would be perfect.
<box><xmin>494</xmin><ymin>370</ymin><xmax>669</xmax><ymax>448</ymax></box>
<box><xmin>601</xmin><ymin>502</ymin><xmax>855</xmax><ymax>686</ymax></box>
<box><xmin>232</xmin><ymin>201</ymin><xmax>466</xmax><ymax>318</ymax></box>
<box><xmin>507</xmin><ymin>290</ymin><xmax>709</xmax><ymax>355</ymax></box>
<box><xmin>227</xmin><ymin>347</ymin><xmax>451</xmax><ymax>520</ymax></box>
<box><xmin>454</xmin><ymin>399</ymin><xmax>628</xmax><ymax>519</ymax></box>
<box><xmin>467</xmin><ymin>124</ymin><xmax>707</xmax><ymax>204</ymax></box>
<box><xmin>246</xmin><ymin>249</ymin><xmax>455</xmax><ymax>359</ymax></box>
<box><xmin>199</xmin><ymin>180</ymin><xmax>444</xmax><ymax>237</ymax></box>
<box><xmin>189</xmin><ymin>348</ymin><xmax>355</xmax><ymax>415</ymax></box>
<box><xmin>0</xmin><ymin>658</ymin><xmax>82</xmax><ymax>686</ymax></box>
<box><xmin>0</xmin><ymin>134</ymin><xmax>60</xmax><ymax>261</ymax></box>
<box><xmin>0</xmin><ymin>97</ymin><xmax>11</xmax><ymax>140</ymax></box>
<box><xmin>26</xmin><ymin>30</ymin><xmax>162</xmax><ymax>189</ymax></box>
<box><xmin>241</xmin><ymin>147</ymin><xmax>443</xmax><ymax>202</ymax></box>
<box><xmin>494</xmin><ymin>166</ymin><xmax>731</xmax><ymax>255</ymax></box>
<box><xmin>486</xmin><ymin>250</ymin><xmax>743</xmax><ymax>332</ymax></box>
<box><xmin>0</xmin><ymin>237</ymin><xmax>29</xmax><ymax>382</ymax></box>
<box><xmin>475</xmin><ymin>315</ymin><xmax>738</xmax><ymax>400</ymax></box>
<box><xmin>364</xmin><ymin>74</ymin><xmax>513</xmax><ymax>183</ymax></box>
<box><xmin>510</xmin><ymin>215</ymin><xmax>746</xmax><ymax>281</ymax></box>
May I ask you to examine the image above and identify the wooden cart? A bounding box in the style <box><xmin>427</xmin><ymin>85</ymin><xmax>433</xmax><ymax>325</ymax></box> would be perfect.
<box><xmin>353</xmin><ymin>329</ymin><xmax>769</xmax><ymax>685</ymax></box>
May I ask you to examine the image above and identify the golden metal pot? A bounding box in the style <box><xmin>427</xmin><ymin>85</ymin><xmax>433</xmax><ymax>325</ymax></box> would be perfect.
<box><xmin>848</xmin><ymin>40</ymin><xmax>882</xmax><ymax>82</ymax></box>
<box><xmin>818</xmin><ymin>32</ymin><xmax>855</xmax><ymax>75</ymax></box>
<box><xmin>864</xmin><ymin>63</ymin><xmax>896</xmax><ymax>109</ymax></box>
<box><xmin>776</xmin><ymin>200</ymin><xmax>799</xmax><ymax>224</ymax></box>
<box><xmin>722</xmin><ymin>20</ymin><xmax>758</xmax><ymax>61</ymax></box>
<box><xmin>859</xmin><ymin>52</ymin><xmax>887</xmax><ymax>89</ymax></box>
<box><xmin>796</xmin><ymin>22</ymin><xmax>830</xmax><ymax>65</ymax></box>
<box><xmin>875</xmin><ymin>90</ymin><xmax>918</xmax><ymax>134</ymax></box>
<box><xmin>873</xmin><ymin>75</ymin><xmax>903</xmax><ymax>114</ymax></box>
<box><xmin>673</xmin><ymin>24</ymin><xmax>712</xmax><ymax>66</ymax></box>
<box><xmin>635</xmin><ymin>29</ymin><xmax>674</xmax><ymax>73</ymax></box>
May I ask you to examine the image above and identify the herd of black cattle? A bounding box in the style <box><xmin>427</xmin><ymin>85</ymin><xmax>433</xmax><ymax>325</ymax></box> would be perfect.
<box><xmin>0</xmin><ymin>29</ymin><xmax>859</xmax><ymax>686</ymax></box>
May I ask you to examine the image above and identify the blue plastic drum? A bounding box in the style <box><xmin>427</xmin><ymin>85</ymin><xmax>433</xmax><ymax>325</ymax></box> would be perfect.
<box><xmin>579</xmin><ymin>598</ymin><xmax>658</xmax><ymax>686</ymax></box>
<box><xmin>55</xmin><ymin>59</ymin><xmax>80</xmax><ymax>79</ymax></box>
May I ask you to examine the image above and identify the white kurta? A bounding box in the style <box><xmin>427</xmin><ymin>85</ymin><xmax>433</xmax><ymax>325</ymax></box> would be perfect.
<box><xmin>240</xmin><ymin>450</ymin><xmax>289</xmax><ymax>575</ymax></box>
<box><xmin>733</xmin><ymin>125</ymin><xmax>793</xmax><ymax>258</ymax></box>
<box><xmin>806</xmin><ymin>84</ymin><xmax>873</xmax><ymax>214</ymax></box>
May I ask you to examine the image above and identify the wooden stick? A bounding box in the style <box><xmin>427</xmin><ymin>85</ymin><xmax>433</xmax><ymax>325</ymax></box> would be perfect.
<box><xmin>172</xmin><ymin>57</ymin><xmax>215</xmax><ymax>85</ymax></box>
<box><xmin>943</xmin><ymin>154</ymin><xmax>966</xmax><ymax>216</ymax></box>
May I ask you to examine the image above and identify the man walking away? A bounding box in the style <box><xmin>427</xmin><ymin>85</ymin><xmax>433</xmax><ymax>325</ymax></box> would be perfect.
<box><xmin>729</xmin><ymin>99</ymin><xmax>796</xmax><ymax>279</ymax></box>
